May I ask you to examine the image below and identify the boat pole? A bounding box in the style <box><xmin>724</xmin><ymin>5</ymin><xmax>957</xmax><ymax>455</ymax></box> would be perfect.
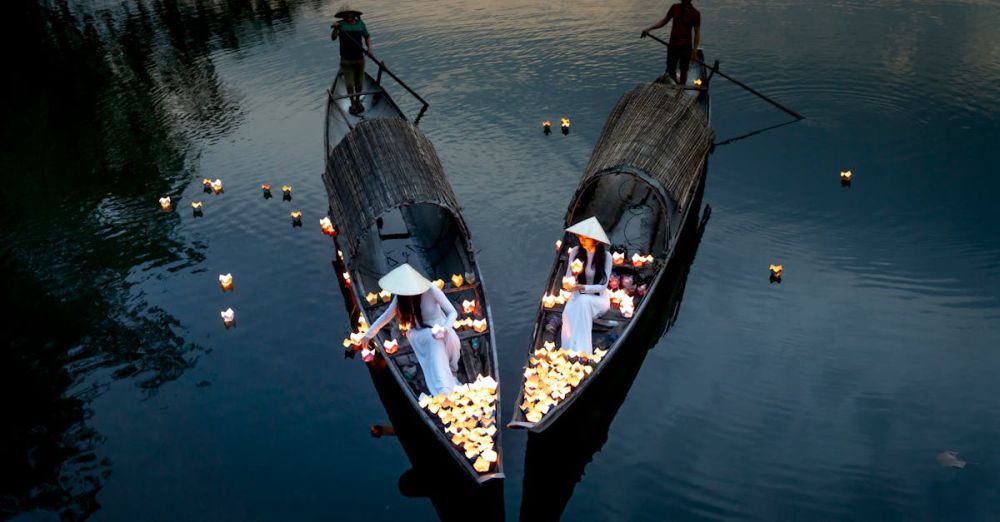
<box><xmin>643</xmin><ymin>33</ymin><xmax>804</xmax><ymax>121</ymax></box>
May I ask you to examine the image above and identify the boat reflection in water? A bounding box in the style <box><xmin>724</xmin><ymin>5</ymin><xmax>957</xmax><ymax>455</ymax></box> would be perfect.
<box><xmin>519</xmin><ymin>192</ymin><xmax>710</xmax><ymax>521</ymax></box>
<box><xmin>365</xmin><ymin>353</ymin><xmax>505</xmax><ymax>522</ymax></box>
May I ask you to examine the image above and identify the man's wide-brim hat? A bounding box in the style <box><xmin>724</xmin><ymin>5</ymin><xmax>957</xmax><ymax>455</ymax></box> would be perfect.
<box><xmin>378</xmin><ymin>263</ymin><xmax>432</xmax><ymax>296</ymax></box>
<box><xmin>565</xmin><ymin>216</ymin><xmax>611</xmax><ymax>244</ymax></box>
<box><xmin>335</xmin><ymin>4</ymin><xmax>362</xmax><ymax>18</ymax></box>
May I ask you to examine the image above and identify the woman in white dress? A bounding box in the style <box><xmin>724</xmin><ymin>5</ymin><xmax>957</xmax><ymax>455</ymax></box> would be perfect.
<box><xmin>362</xmin><ymin>263</ymin><xmax>462</xmax><ymax>396</ymax></box>
<box><xmin>561</xmin><ymin>217</ymin><xmax>613</xmax><ymax>355</ymax></box>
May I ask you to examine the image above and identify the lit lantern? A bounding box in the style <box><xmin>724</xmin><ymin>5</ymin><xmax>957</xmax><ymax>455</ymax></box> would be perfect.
<box><xmin>612</xmin><ymin>251</ymin><xmax>625</xmax><ymax>265</ymax></box>
<box><xmin>555</xmin><ymin>239</ymin><xmax>562</xmax><ymax>251</ymax></box>
<box><xmin>282</xmin><ymin>185</ymin><xmax>292</xmax><ymax>195</ymax></box>
<box><xmin>191</xmin><ymin>201</ymin><xmax>203</xmax><ymax>217</ymax></box>
<box><xmin>383</xmin><ymin>339</ymin><xmax>399</xmax><ymax>354</ymax></box>
<box><xmin>561</xmin><ymin>117</ymin><xmax>570</xmax><ymax>135</ymax></box>
<box><xmin>219</xmin><ymin>273</ymin><xmax>234</xmax><ymax>291</ymax></box>
<box><xmin>342</xmin><ymin>271</ymin><xmax>351</xmax><ymax>286</ymax></box>
<box><xmin>542</xmin><ymin>120</ymin><xmax>552</xmax><ymax>135</ymax></box>
<box><xmin>365</xmin><ymin>292</ymin><xmax>378</xmax><ymax>305</ymax></box>
<box><xmin>220</xmin><ymin>307</ymin><xmax>235</xmax><ymax>325</ymax></box>
<box><xmin>543</xmin><ymin>341</ymin><xmax>555</xmax><ymax>350</ymax></box>
<box><xmin>319</xmin><ymin>217</ymin><xmax>337</xmax><ymax>236</ymax></box>
<box><xmin>562</xmin><ymin>276</ymin><xmax>576</xmax><ymax>290</ymax></box>
<box><xmin>290</xmin><ymin>210</ymin><xmax>302</xmax><ymax>227</ymax></box>
<box><xmin>482</xmin><ymin>448</ymin><xmax>498</xmax><ymax>463</ymax></box>
<box><xmin>261</xmin><ymin>183</ymin><xmax>271</xmax><ymax>191</ymax></box>
<box><xmin>840</xmin><ymin>170</ymin><xmax>852</xmax><ymax>186</ymax></box>
<box><xmin>349</xmin><ymin>330</ymin><xmax>366</xmax><ymax>346</ymax></box>
<box><xmin>694</xmin><ymin>78</ymin><xmax>703</xmax><ymax>88</ymax></box>
<box><xmin>361</xmin><ymin>347</ymin><xmax>375</xmax><ymax>362</ymax></box>
<box><xmin>159</xmin><ymin>196</ymin><xmax>171</xmax><ymax>210</ymax></box>
<box><xmin>211</xmin><ymin>179</ymin><xmax>223</xmax><ymax>193</ymax></box>
<box><xmin>570</xmin><ymin>258</ymin><xmax>584</xmax><ymax>275</ymax></box>
<box><xmin>379</xmin><ymin>290</ymin><xmax>391</xmax><ymax>303</ymax></box>
<box><xmin>632</xmin><ymin>253</ymin><xmax>645</xmax><ymax>267</ymax></box>
<box><xmin>451</xmin><ymin>274</ymin><xmax>464</xmax><ymax>287</ymax></box>
<box><xmin>337</xmin><ymin>249</ymin><xmax>344</xmax><ymax>260</ymax></box>
<box><xmin>462</xmin><ymin>299</ymin><xmax>476</xmax><ymax>314</ymax></box>
<box><xmin>558</xmin><ymin>289</ymin><xmax>571</xmax><ymax>303</ymax></box>
<box><xmin>432</xmin><ymin>279</ymin><xmax>445</xmax><ymax>289</ymax></box>
<box><xmin>472</xmin><ymin>318</ymin><xmax>488</xmax><ymax>333</ymax></box>
<box><xmin>542</xmin><ymin>293</ymin><xmax>557</xmax><ymax>309</ymax></box>
<box><xmin>399</xmin><ymin>322</ymin><xmax>412</xmax><ymax>334</ymax></box>
<box><xmin>202</xmin><ymin>178</ymin><xmax>213</xmax><ymax>192</ymax></box>
<box><xmin>769</xmin><ymin>264</ymin><xmax>783</xmax><ymax>283</ymax></box>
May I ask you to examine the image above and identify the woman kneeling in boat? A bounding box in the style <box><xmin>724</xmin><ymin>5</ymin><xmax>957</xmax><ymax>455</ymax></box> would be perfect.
<box><xmin>362</xmin><ymin>263</ymin><xmax>462</xmax><ymax>395</ymax></box>
<box><xmin>561</xmin><ymin>217</ymin><xmax>613</xmax><ymax>355</ymax></box>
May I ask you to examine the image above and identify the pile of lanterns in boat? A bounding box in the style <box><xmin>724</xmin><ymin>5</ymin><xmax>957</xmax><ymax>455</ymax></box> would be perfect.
<box><xmin>520</xmin><ymin>344</ymin><xmax>607</xmax><ymax>423</ymax></box>
<box><xmin>418</xmin><ymin>374</ymin><xmax>499</xmax><ymax>474</ymax></box>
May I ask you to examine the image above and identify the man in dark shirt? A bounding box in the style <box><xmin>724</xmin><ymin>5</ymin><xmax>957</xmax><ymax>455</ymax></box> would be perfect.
<box><xmin>641</xmin><ymin>0</ymin><xmax>701</xmax><ymax>86</ymax></box>
<box><xmin>331</xmin><ymin>5</ymin><xmax>374</xmax><ymax>115</ymax></box>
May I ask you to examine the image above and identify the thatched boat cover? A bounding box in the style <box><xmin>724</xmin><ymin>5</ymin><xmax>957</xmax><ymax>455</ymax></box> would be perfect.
<box><xmin>323</xmin><ymin>118</ymin><xmax>468</xmax><ymax>258</ymax></box>
<box><xmin>578</xmin><ymin>82</ymin><xmax>714</xmax><ymax>213</ymax></box>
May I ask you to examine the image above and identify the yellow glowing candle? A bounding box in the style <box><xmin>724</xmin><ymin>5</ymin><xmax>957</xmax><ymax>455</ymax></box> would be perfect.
<box><xmin>379</xmin><ymin>290</ymin><xmax>391</xmax><ymax>303</ymax></box>
<box><xmin>281</xmin><ymin>185</ymin><xmax>292</xmax><ymax>194</ymax></box>
<box><xmin>383</xmin><ymin>339</ymin><xmax>399</xmax><ymax>354</ymax></box>
<box><xmin>219</xmin><ymin>273</ymin><xmax>233</xmax><ymax>291</ymax></box>
<box><xmin>211</xmin><ymin>179</ymin><xmax>223</xmax><ymax>193</ymax></box>
<box><xmin>840</xmin><ymin>170</ymin><xmax>853</xmax><ymax>181</ymax></box>
<box><xmin>462</xmin><ymin>299</ymin><xmax>476</xmax><ymax>314</ymax></box>
<box><xmin>543</xmin><ymin>341</ymin><xmax>555</xmax><ymax>350</ymax></box>
<box><xmin>561</xmin><ymin>117</ymin><xmax>570</xmax><ymax>128</ymax></box>
<box><xmin>159</xmin><ymin>196</ymin><xmax>171</xmax><ymax>209</ymax></box>
<box><xmin>570</xmin><ymin>258</ymin><xmax>584</xmax><ymax>275</ymax></box>
<box><xmin>472</xmin><ymin>318</ymin><xmax>487</xmax><ymax>333</ymax></box>
<box><xmin>432</xmin><ymin>279</ymin><xmax>445</xmax><ymax>290</ymax></box>
<box><xmin>612</xmin><ymin>251</ymin><xmax>625</xmax><ymax>265</ymax></box>
<box><xmin>451</xmin><ymin>274</ymin><xmax>464</xmax><ymax>287</ymax></box>
<box><xmin>290</xmin><ymin>211</ymin><xmax>302</xmax><ymax>219</ymax></box>
<box><xmin>694</xmin><ymin>78</ymin><xmax>703</xmax><ymax>87</ymax></box>
<box><xmin>769</xmin><ymin>264</ymin><xmax>783</xmax><ymax>277</ymax></box>
<box><xmin>562</xmin><ymin>276</ymin><xmax>576</xmax><ymax>290</ymax></box>
<box><xmin>319</xmin><ymin>217</ymin><xmax>336</xmax><ymax>236</ymax></box>
<box><xmin>191</xmin><ymin>201</ymin><xmax>203</xmax><ymax>209</ymax></box>
<box><xmin>542</xmin><ymin>293</ymin><xmax>557</xmax><ymax>308</ymax></box>
<box><xmin>365</xmin><ymin>292</ymin><xmax>377</xmax><ymax>305</ymax></box>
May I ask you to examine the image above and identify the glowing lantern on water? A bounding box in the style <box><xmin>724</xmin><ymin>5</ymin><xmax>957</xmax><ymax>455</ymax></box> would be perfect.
<box><xmin>472</xmin><ymin>318</ymin><xmax>488</xmax><ymax>333</ymax></box>
<box><xmin>561</xmin><ymin>117</ymin><xmax>570</xmax><ymax>135</ymax></box>
<box><xmin>319</xmin><ymin>217</ymin><xmax>337</xmax><ymax>236</ymax></box>
<box><xmin>290</xmin><ymin>211</ymin><xmax>302</xmax><ymax>227</ymax></box>
<box><xmin>612</xmin><ymin>252</ymin><xmax>625</xmax><ymax>265</ymax></box>
<box><xmin>451</xmin><ymin>274</ymin><xmax>464</xmax><ymax>287</ymax></box>
<box><xmin>159</xmin><ymin>196</ymin><xmax>171</xmax><ymax>210</ymax></box>
<box><xmin>542</xmin><ymin>293</ymin><xmax>557</xmax><ymax>308</ymax></box>
<box><xmin>211</xmin><ymin>179</ymin><xmax>223</xmax><ymax>193</ymax></box>
<box><xmin>219</xmin><ymin>273</ymin><xmax>234</xmax><ymax>291</ymax></box>
<box><xmin>261</xmin><ymin>183</ymin><xmax>271</xmax><ymax>192</ymax></box>
<box><xmin>365</xmin><ymin>292</ymin><xmax>378</xmax><ymax>305</ymax></box>
<box><xmin>190</xmin><ymin>201</ymin><xmax>202</xmax><ymax>209</ymax></box>
<box><xmin>220</xmin><ymin>308</ymin><xmax>235</xmax><ymax>326</ymax></box>
<box><xmin>202</xmin><ymin>178</ymin><xmax>213</xmax><ymax>192</ymax></box>
<box><xmin>282</xmin><ymin>185</ymin><xmax>292</xmax><ymax>194</ymax></box>
<box><xmin>542</xmin><ymin>120</ymin><xmax>552</xmax><ymax>135</ymax></box>
<box><xmin>570</xmin><ymin>258</ymin><xmax>584</xmax><ymax>275</ymax></box>
<box><xmin>383</xmin><ymin>339</ymin><xmax>399</xmax><ymax>354</ymax></box>
<box><xmin>432</xmin><ymin>279</ymin><xmax>445</xmax><ymax>290</ymax></box>
<box><xmin>462</xmin><ymin>299</ymin><xmax>477</xmax><ymax>314</ymax></box>
<box><xmin>379</xmin><ymin>290</ymin><xmax>391</xmax><ymax>303</ymax></box>
<box><xmin>840</xmin><ymin>170</ymin><xmax>853</xmax><ymax>186</ymax></box>
<box><xmin>769</xmin><ymin>264</ymin><xmax>783</xmax><ymax>283</ymax></box>
<box><xmin>342</xmin><ymin>271</ymin><xmax>352</xmax><ymax>286</ymax></box>
<box><xmin>562</xmin><ymin>276</ymin><xmax>576</xmax><ymax>290</ymax></box>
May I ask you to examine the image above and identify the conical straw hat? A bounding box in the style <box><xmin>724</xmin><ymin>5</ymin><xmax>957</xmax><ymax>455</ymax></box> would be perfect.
<box><xmin>378</xmin><ymin>263</ymin><xmax>431</xmax><ymax>296</ymax></box>
<box><xmin>335</xmin><ymin>4</ymin><xmax>362</xmax><ymax>17</ymax></box>
<box><xmin>565</xmin><ymin>216</ymin><xmax>610</xmax><ymax>244</ymax></box>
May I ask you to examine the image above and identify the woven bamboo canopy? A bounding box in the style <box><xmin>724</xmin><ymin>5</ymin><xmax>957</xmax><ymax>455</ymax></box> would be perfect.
<box><xmin>577</xmin><ymin>82</ymin><xmax>714</xmax><ymax>217</ymax></box>
<box><xmin>323</xmin><ymin>118</ymin><xmax>468</xmax><ymax>259</ymax></box>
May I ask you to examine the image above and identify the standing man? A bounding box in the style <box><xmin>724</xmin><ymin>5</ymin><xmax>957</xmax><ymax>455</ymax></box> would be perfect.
<box><xmin>641</xmin><ymin>0</ymin><xmax>701</xmax><ymax>86</ymax></box>
<box><xmin>331</xmin><ymin>4</ymin><xmax>373</xmax><ymax>115</ymax></box>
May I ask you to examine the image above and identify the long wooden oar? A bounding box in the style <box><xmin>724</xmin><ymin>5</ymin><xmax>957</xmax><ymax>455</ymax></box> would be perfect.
<box><xmin>643</xmin><ymin>33</ymin><xmax>804</xmax><ymax>121</ymax></box>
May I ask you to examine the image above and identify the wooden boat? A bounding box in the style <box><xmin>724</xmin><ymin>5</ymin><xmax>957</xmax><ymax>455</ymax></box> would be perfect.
<box><xmin>322</xmin><ymin>70</ymin><xmax>503</xmax><ymax>483</ymax></box>
<box><xmin>508</xmin><ymin>52</ymin><xmax>716</xmax><ymax>432</ymax></box>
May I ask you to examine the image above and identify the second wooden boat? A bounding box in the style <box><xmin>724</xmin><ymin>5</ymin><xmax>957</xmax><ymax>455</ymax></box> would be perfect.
<box><xmin>509</xmin><ymin>55</ymin><xmax>716</xmax><ymax>432</ymax></box>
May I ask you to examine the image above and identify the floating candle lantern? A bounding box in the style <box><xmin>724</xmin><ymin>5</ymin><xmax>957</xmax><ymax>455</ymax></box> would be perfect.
<box><xmin>365</xmin><ymin>292</ymin><xmax>378</xmax><ymax>305</ymax></box>
<box><xmin>191</xmin><ymin>201</ymin><xmax>203</xmax><ymax>217</ymax></box>
<box><xmin>555</xmin><ymin>239</ymin><xmax>562</xmax><ymax>251</ymax></box>
<box><xmin>220</xmin><ymin>307</ymin><xmax>235</xmax><ymax>326</ymax></box>
<box><xmin>290</xmin><ymin>210</ymin><xmax>302</xmax><ymax>227</ymax></box>
<box><xmin>261</xmin><ymin>183</ymin><xmax>271</xmax><ymax>192</ymax></box>
<box><xmin>612</xmin><ymin>251</ymin><xmax>625</xmax><ymax>265</ymax></box>
<box><xmin>159</xmin><ymin>196</ymin><xmax>171</xmax><ymax>210</ymax></box>
<box><xmin>769</xmin><ymin>264</ymin><xmax>783</xmax><ymax>283</ymax></box>
<box><xmin>462</xmin><ymin>299</ymin><xmax>477</xmax><ymax>314</ymax></box>
<box><xmin>342</xmin><ymin>271</ymin><xmax>351</xmax><ymax>286</ymax></box>
<box><xmin>219</xmin><ymin>273</ymin><xmax>234</xmax><ymax>291</ymax></box>
<box><xmin>562</xmin><ymin>276</ymin><xmax>576</xmax><ymax>290</ymax></box>
<box><xmin>379</xmin><ymin>290</ymin><xmax>391</xmax><ymax>303</ymax></box>
<box><xmin>542</xmin><ymin>293</ymin><xmax>557</xmax><ymax>309</ymax></box>
<box><xmin>570</xmin><ymin>258</ymin><xmax>584</xmax><ymax>275</ymax></box>
<box><xmin>451</xmin><ymin>274</ymin><xmax>464</xmax><ymax>287</ymax></box>
<box><xmin>472</xmin><ymin>318</ymin><xmax>488</xmax><ymax>333</ymax></box>
<box><xmin>383</xmin><ymin>339</ymin><xmax>399</xmax><ymax>354</ymax></box>
<box><xmin>319</xmin><ymin>217</ymin><xmax>337</xmax><ymax>236</ymax></box>
<box><xmin>432</xmin><ymin>279</ymin><xmax>445</xmax><ymax>290</ymax></box>
<box><xmin>211</xmin><ymin>179</ymin><xmax>223</xmax><ymax>193</ymax></box>
<box><xmin>542</xmin><ymin>120</ymin><xmax>552</xmax><ymax>135</ymax></box>
<box><xmin>281</xmin><ymin>185</ymin><xmax>292</xmax><ymax>201</ymax></box>
<box><xmin>561</xmin><ymin>117</ymin><xmax>570</xmax><ymax>135</ymax></box>
<box><xmin>840</xmin><ymin>170</ymin><xmax>852</xmax><ymax>186</ymax></box>
<box><xmin>202</xmin><ymin>178</ymin><xmax>213</xmax><ymax>193</ymax></box>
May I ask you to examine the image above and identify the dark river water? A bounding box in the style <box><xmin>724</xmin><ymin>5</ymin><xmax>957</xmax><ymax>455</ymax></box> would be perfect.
<box><xmin>4</xmin><ymin>0</ymin><xmax>1000</xmax><ymax>520</ymax></box>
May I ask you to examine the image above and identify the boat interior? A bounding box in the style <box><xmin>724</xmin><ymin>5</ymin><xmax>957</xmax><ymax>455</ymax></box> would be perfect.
<box><xmin>326</xmin><ymin>72</ymin><xmax>403</xmax><ymax>152</ymax></box>
<box><xmin>350</xmin><ymin>203</ymin><xmax>496</xmax><ymax>395</ymax></box>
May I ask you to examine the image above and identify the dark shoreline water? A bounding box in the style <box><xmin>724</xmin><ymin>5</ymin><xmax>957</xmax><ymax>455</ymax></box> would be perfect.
<box><xmin>3</xmin><ymin>0</ymin><xmax>999</xmax><ymax>520</ymax></box>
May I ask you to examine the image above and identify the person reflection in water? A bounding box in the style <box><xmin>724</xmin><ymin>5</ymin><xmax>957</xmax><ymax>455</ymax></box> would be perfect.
<box><xmin>331</xmin><ymin>4</ymin><xmax>374</xmax><ymax>116</ymax></box>
<box><xmin>363</xmin><ymin>263</ymin><xmax>461</xmax><ymax>396</ymax></box>
<box><xmin>641</xmin><ymin>0</ymin><xmax>701</xmax><ymax>85</ymax></box>
<box><xmin>561</xmin><ymin>217</ymin><xmax>613</xmax><ymax>355</ymax></box>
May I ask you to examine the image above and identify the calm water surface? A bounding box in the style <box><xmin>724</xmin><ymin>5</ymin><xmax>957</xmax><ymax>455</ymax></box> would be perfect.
<box><xmin>3</xmin><ymin>0</ymin><xmax>1000</xmax><ymax>520</ymax></box>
